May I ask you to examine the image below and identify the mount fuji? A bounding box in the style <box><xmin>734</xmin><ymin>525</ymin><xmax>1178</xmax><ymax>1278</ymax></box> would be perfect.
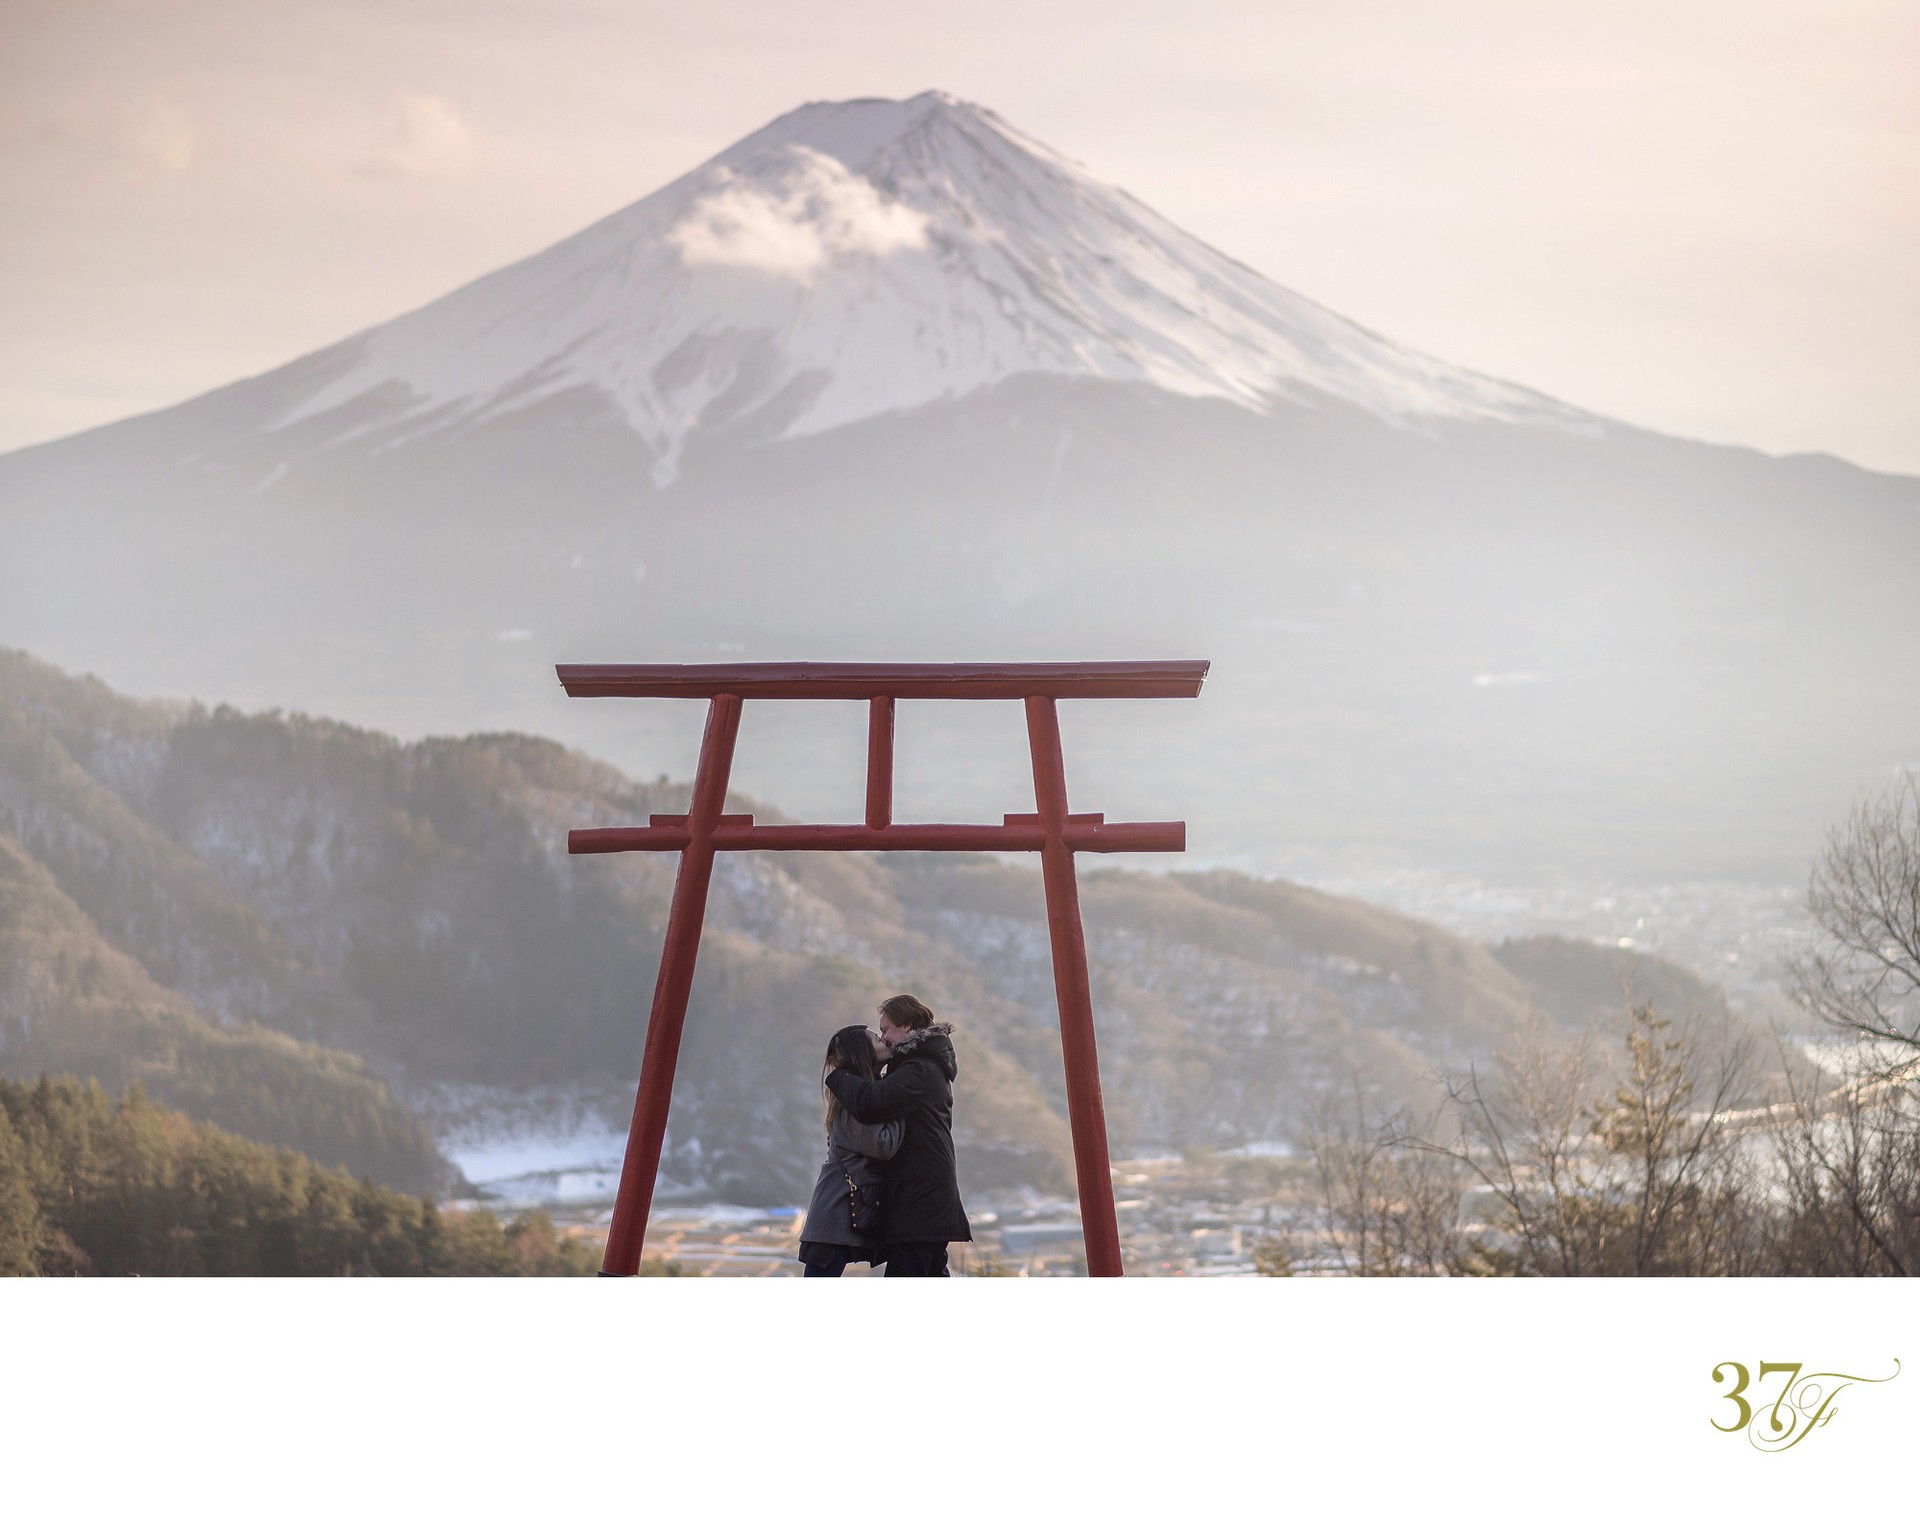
<box><xmin>267</xmin><ymin>92</ymin><xmax>1581</xmax><ymax>485</ymax></box>
<box><xmin>3</xmin><ymin>91</ymin><xmax>1917</xmax><ymax>880</ymax></box>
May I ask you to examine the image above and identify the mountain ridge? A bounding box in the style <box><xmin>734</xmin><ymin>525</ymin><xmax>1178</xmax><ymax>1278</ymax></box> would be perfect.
<box><xmin>0</xmin><ymin>647</ymin><xmax>1768</xmax><ymax>1203</ymax></box>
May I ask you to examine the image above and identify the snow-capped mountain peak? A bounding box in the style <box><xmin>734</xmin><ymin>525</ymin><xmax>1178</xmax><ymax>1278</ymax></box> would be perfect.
<box><xmin>282</xmin><ymin>91</ymin><xmax>1577</xmax><ymax>484</ymax></box>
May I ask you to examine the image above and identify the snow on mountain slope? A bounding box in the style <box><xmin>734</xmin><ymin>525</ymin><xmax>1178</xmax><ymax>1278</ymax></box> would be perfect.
<box><xmin>280</xmin><ymin>91</ymin><xmax>1587</xmax><ymax>484</ymax></box>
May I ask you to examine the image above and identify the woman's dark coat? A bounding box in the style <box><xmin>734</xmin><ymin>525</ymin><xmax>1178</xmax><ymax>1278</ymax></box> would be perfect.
<box><xmin>798</xmin><ymin>1109</ymin><xmax>904</xmax><ymax>1250</ymax></box>
<box><xmin>824</xmin><ymin>1022</ymin><xmax>972</xmax><ymax>1246</ymax></box>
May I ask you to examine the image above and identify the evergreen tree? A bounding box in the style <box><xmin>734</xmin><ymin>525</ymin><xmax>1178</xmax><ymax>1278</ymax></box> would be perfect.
<box><xmin>0</xmin><ymin>1104</ymin><xmax>43</xmax><ymax>1274</ymax></box>
<box><xmin>0</xmin><ymin>1075</ymin><xmax>598</xmax><ymax>1276</ymax></box>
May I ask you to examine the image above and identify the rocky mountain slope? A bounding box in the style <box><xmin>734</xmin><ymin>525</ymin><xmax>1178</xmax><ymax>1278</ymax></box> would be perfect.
<box><xmin>0</xmin><ymin>649</ymin><xmax>1761</xmax><ymax>1203</ymax></box>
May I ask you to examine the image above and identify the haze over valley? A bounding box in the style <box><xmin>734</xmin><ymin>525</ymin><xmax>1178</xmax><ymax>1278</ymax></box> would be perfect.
<box><xmin>0</xmin><ymin>648</ymin><xmax>1782</xmax><ymax>1211</ymax></box>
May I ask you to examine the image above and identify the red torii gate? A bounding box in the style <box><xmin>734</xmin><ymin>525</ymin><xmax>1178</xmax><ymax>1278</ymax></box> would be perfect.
<box><xmin>559</xmin><ymin>659</ymin><xmax>1208</xmax><ymax>1276</ymax></box>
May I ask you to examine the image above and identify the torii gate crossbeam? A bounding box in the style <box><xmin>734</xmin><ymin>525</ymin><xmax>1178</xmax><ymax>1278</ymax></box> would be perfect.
<box><xmin>558</xmin><ymin>659</ymin><xmax>1208</xmax><ymax>1277</ymax></box>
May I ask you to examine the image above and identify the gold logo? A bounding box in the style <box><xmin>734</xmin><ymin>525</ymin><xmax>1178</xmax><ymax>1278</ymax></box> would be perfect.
<box><xmin>1711</xmin><ymin>1360</ymin><xmax>1901</xmax><ymax>1451</ymax></box>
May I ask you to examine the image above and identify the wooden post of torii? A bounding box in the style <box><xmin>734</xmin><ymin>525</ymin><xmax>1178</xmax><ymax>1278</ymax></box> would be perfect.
<box><xmin>558</xmin><ymin>660</ymin><xmax>1208</xmax><ymax>1277</ymax></box>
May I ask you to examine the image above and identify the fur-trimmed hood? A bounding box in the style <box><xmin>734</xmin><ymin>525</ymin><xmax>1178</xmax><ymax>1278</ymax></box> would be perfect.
<box><xmin>888</xmin><ymin>1021</ymin><xmax>958</xmax><ymax>1082</ymax></box>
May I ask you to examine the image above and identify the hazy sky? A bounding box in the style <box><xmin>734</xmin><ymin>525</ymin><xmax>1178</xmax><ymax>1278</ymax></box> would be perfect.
<box><xmin>2</xmin><ymin>0</ymin><xmax>1915</xmax><ymax>471</ymax></box>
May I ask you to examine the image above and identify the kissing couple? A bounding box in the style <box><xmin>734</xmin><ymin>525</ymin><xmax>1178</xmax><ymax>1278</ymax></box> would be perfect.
<box><xmin>797</xmin><ymin>993</ymin><xmax>972</xmax><ymax>1277</ymax></box>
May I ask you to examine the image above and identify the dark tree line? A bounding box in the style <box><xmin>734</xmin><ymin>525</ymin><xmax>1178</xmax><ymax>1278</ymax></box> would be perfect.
<box><xmin>0</xmin><ymin>1074</ymin><xmax>598</xmax><ymax>1276</ymax></box>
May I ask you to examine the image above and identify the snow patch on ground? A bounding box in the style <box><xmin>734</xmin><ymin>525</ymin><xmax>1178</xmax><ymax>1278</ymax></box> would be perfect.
<box><xmin>419</xmin><ymin>1082</ymin><xmax>634</xmax><ymax>1200</ymax></box>
<box><xmin>440</xmin><ymin>1121</ymin><xmax>629</xmax><ymax>1186</ymax></box>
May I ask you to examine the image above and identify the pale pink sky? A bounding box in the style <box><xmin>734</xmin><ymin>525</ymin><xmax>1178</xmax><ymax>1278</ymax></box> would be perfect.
<box><xmin>2</xmin><ymin>0</ymin><xmax>1915</xmax><ymax>470</ymax></box>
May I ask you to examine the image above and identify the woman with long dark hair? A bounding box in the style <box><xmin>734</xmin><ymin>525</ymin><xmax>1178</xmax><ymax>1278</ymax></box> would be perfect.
<box><xmin>797</xmin><ymin>1024</ymin><xmax>903</xmax><ymax>1277</ymax></box>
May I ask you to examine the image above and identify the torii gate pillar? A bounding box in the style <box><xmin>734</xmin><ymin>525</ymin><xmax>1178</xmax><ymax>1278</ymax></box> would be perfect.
<box><xmin>559</xmin><ymin>660</ymin><xmax>1209</xmax><ymax>1277</ymax></box>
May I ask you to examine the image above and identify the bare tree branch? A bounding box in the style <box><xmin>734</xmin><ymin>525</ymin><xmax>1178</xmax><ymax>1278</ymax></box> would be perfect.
<box><xmin>1793</xmin><ymin>775</ymin><xmax>1920</xmax><ymax>1063</ymax></box>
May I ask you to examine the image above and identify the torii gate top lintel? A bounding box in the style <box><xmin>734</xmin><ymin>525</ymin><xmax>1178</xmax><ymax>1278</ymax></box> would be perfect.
<box><xmin>560</xmin><ymin>658</ymin><xmax>1208</xmax><ymax>1277</ymax></box>
<box><xmin>555</xmin><ymin>658</ymin><xmax>1209</xmax><ymax>701</ymax></box>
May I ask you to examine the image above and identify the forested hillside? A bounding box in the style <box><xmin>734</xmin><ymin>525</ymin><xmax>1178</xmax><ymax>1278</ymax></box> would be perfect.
<box><xmin>0</xmin><ymin>649</ymin><xmax>1759</xmax><ymax>1203</ymax></box>
<box><xmin>1491</xmin><ymin>935</ymin><xmax>1741</xmax><ymax>1034</ymax></box>
<box><xmin>0</xmin><ymin>1074</ymin><xmax>595</xmax><ymax>1276</ymax></box>
<box><xmin>0</xmin><ymin>815</ymin><xmax>443</xmax><ymax>1190</ymax></box>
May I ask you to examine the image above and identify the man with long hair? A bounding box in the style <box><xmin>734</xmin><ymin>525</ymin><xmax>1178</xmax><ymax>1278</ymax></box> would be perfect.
<box><xmin>823</xmin><ymin>993</ymin><xmax>971</xmax><ymax>1276</ymax></box>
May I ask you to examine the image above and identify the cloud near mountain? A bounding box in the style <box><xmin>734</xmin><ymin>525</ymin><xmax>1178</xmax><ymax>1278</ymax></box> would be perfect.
<box><xmin>669</xmin><ymin>145</ymin><xmax>932</xmax><ymax>276</ymax></box>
